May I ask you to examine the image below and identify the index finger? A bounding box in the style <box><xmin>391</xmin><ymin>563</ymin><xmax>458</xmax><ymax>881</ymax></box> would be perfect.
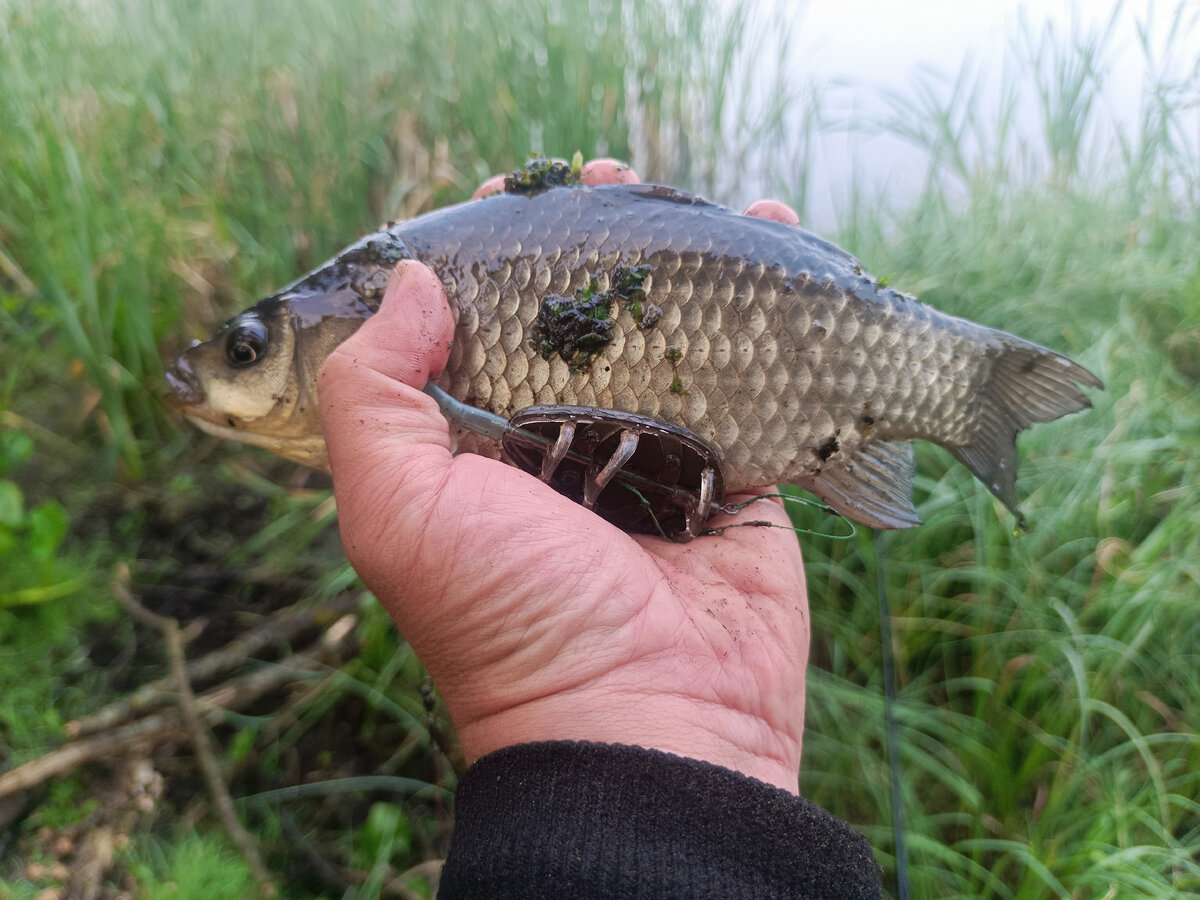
<box><xmin>579</xmin><ymin>158</ymin><xmax>639</xmax><ymax>186</ymax></box>
<box><xmin>743</xmin><ymin>200</ymin><xmax>800</xmax><ymax>227</ymax></box>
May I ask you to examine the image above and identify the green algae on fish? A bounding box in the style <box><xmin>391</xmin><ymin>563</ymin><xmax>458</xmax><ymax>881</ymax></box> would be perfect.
<box><xmin>502</xmin><ymin>153</ymin><xmax>583</xmax><ymax>193</ymax></box>
<box><xmin>532</xmin><ymin>276</ymin><xmax>616</xmax><ymax>371</ymax></box>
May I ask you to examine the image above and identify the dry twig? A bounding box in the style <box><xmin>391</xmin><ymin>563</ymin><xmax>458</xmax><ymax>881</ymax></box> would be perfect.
<box><xmin>68</xmin><ymin>591</ymin><xmax>358</xmax><ymax>738</ymax></box>
<box><xmin>0</xmin><ymin>712</ymin><xmax>186</xmax><ymax>798</ymax></box>
<box><xmin>113</xmin><ymin>565</ymin><xmax>278</xmax><ymax>894</ymax></box>
<box><xmin>63</xmin><ymin>827</ymin><xmax>114</xmax><ymax>900</ymax></box>
<box><xmin>1</xmin><ymin>571</ymin><xmax>359</xmax><ymax>900</ymax></box>
<box><xmin>0</xmin><ymin>635</ymin><xmax>354</xmax><ymax>800</ymax></box>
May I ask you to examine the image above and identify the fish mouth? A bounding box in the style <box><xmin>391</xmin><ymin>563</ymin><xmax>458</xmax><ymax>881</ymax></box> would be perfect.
<box><xmin>164</xmin><ymin>352</ymin><xmax>205</xmax><ymax>408</ymax></box>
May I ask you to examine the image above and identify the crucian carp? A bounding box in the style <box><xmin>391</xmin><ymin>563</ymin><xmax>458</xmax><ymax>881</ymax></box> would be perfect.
<box><xmin>167</xmin><ymin>178</ymin><xmax>1102</xmax><ymax>539</ymax></box>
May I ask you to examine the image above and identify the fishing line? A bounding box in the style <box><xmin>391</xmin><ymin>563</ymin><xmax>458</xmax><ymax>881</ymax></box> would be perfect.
<box><xmin>702</xmin><ymin>493</ymin><xmax>857</xmax><ymax>539</ymax></box>
<box><xmin>617</xmin><ymin>484</ymin><xmax>858</xmax><ymax>541</ymax></box>
<box><xmin>619</xmin><ymin>483</ymin><xmax>672</xmax><ymax>541</ymax></box>
<box><xmin>711</xmin><ymin>492</ymin><xmax>858</xmax><ymax>540</ymax></box>
<box><xmin>630</xmin><ymin>484</ymin><xmax>908</xmax><ymax>899</ymax></box>
<box><xmin>875</xmin><ymin>528</ymin><xmax>910</xmax><ymax>900</ymax></box>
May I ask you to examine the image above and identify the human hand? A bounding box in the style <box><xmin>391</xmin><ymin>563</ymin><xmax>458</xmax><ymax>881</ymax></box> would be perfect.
<box><xmin>318</xmin><ymin>161</ymin><xmax>810</xmax><ymax>793</ymax></box>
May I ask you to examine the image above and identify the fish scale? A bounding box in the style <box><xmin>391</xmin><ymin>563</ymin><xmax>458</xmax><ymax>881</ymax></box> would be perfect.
<box><xmin>167</xmin><ymin>181</ymin><xmax>1103</xmax><ymax>530</ymax></box>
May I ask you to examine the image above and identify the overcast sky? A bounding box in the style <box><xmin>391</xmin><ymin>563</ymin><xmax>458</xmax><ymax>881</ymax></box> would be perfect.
<box><xmin>768</xmin><ymin>0</ymin><xmax>1200</xmax><ymax>228</ymax></box>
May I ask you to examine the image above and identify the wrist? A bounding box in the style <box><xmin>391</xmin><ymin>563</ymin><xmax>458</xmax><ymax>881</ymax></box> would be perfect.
<box><xmin>454</xmin><ymin>682</ymin><xmax>804</xmax><ymax>794</ymax></box>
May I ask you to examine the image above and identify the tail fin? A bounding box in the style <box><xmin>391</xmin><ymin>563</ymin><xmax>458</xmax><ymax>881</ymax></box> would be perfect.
<box><xmin>950</xmin><ymin>337</ymin><xmax>1103</xmax><ymax>527</ymax></box>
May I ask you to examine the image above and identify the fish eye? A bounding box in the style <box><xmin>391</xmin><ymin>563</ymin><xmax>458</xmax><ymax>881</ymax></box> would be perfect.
<box><xmin>225</xmin><ymin>318</ymin><xmax>269</xmax><ymax>368</ymax></box>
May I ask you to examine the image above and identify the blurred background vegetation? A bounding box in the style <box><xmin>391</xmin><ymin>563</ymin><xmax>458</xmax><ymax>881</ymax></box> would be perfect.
<box><xmin>1</xmin><ymin>0</ymin><xmax>1197</xmax><ymax>897</ymax></box>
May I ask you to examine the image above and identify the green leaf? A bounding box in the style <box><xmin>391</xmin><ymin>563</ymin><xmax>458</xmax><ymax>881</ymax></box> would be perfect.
<box><xmin>0</xmin><ymin>527</ymin><xmax>15</xmax><ymax>558</ymax></box>
<box><xmin>0</xmin><ymin>577</ymin><xmax>86</xmax><ymax>607</ymax></box>
<box><xmin>0</xmin><ymin>432</ymin><xmax>34</xmax><ymax>475</ymax></box>
<box><xmin>354</xmin><ymin>802</ymin><xmax>412</xmax><ymax>869</ymax></box>
<box><xmin>29</xmin><ymin>501</ymin><xmax>68</xmax><ymax>563</ymax></box>
<box><xmin>0</xmin><ymin>481</ymin><xmax>24</xmax><ymax>527</ymax></box>
<box><xmin>227</xmin><ymin>727</ymin><xmax>258</xmax><ymax>764</ymax></box>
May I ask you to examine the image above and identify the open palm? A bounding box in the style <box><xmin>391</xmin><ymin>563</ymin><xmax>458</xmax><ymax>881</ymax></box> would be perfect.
<box><xmin>318</xmin><ymin>167</ymin><xmax>811</xmax><ymax>793</ymax></box>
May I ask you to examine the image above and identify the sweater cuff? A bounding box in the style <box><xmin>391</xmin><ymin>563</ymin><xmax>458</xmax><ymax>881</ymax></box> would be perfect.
<box><xmin>439</xmin><ymin>741</ymin><xmax>881</xmax><ymax>900</ymax></box>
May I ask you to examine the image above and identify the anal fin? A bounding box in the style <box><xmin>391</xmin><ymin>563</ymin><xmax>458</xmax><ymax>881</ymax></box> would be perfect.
<box><xmin>800</xmin><ymin>439</ymin><xmax>922</xmax><ymax>529</ymax></box>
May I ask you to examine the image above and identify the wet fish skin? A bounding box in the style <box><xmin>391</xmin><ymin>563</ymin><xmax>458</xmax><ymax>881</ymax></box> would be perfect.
<box><xmin>167</xmin><ymin>182</ymin><xmax>1103</xmax><ymax>529</ymax></box>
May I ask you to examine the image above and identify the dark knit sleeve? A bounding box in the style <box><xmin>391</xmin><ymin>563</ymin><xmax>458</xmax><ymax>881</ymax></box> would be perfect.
<box><xmin>437</xmin><ymin>741</ymin><xmax>881</xmax><ymax>899</ymax></box>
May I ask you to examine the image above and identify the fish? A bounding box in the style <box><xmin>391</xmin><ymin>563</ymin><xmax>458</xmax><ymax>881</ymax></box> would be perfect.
<box><xmin>166</xmin><ymin>180</ymin><xmax>1103</xmax><ymax>530</ymax></box>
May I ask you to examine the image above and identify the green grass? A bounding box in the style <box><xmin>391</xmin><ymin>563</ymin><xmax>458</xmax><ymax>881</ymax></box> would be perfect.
<box><xmin>793</xmin><ymin>11</ymin><xmax>1200</xmax><ymax>895</ymax></box>
<box><xmin>126</xmin><ymin>832</ymin><xmax>259</xmax><ymax>899</ymax></box>
<box><xmin>1</xmin><ymin>0</ymin><xmax>1198</xmax><ymax>896</ymax></box>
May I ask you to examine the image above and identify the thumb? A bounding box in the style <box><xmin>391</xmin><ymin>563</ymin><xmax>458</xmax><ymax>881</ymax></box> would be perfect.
<box><xmin>324</xmin><ymin>259</ymin><xmax>457</xmax><ymax>389</ymax></box>
<box><xmin>317</xmin><ymin>261</ymin><xmax>457</xmax><ymax>563</ymax></box>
